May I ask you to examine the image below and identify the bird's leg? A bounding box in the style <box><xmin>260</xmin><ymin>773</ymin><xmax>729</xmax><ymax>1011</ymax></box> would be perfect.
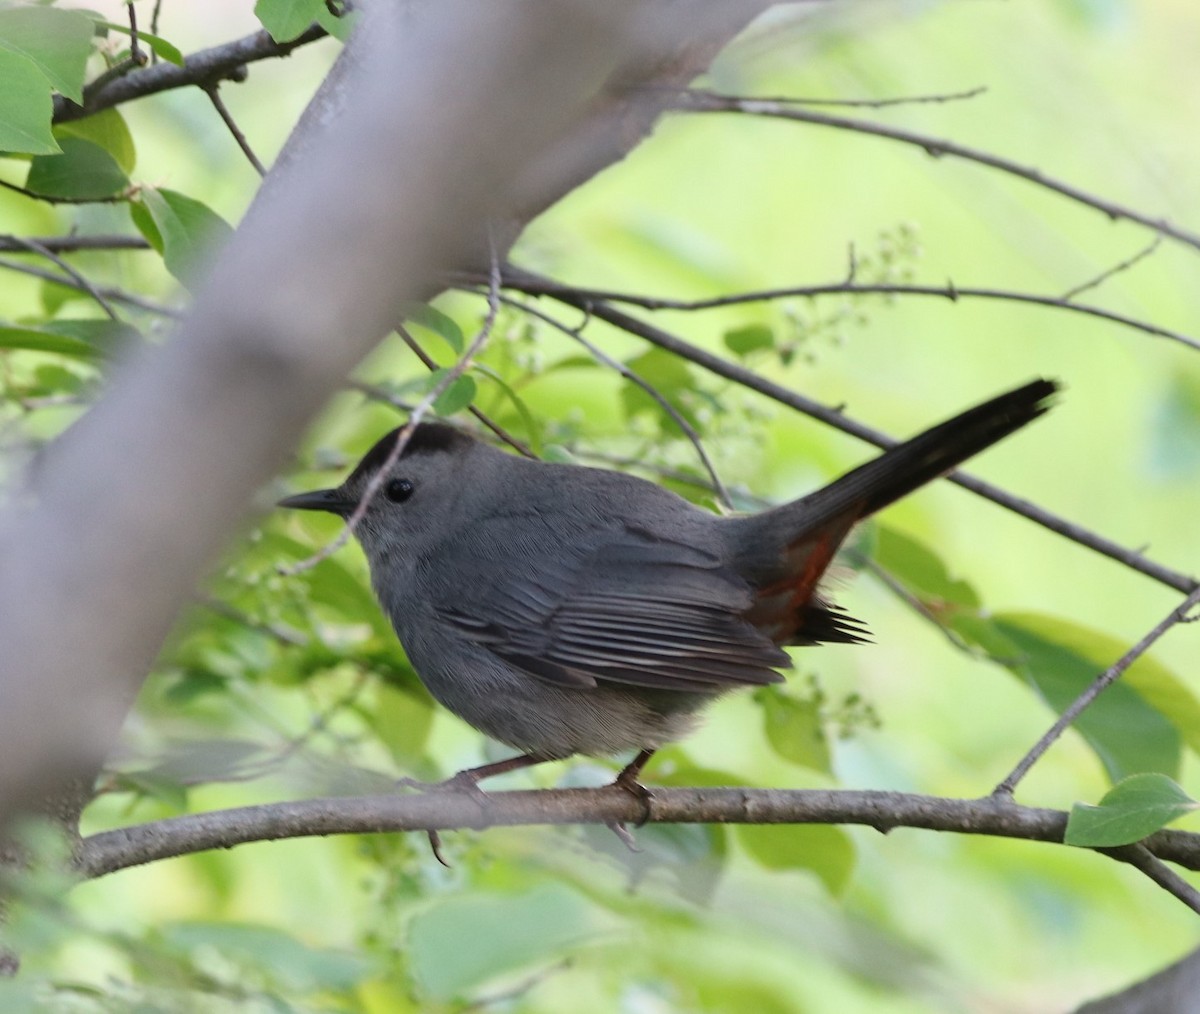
<box><xmin>611</xmin><ymin>747</ymin><xmax>656</xmax><ymax>827</ymax></box>
<box><xmin>397</xmin><ymin>752</ymin><xmax>551</xmax><ymax>796</ymax></box>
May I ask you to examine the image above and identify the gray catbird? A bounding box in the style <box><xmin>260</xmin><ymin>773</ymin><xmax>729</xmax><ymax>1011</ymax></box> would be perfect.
<box><xmin>280</xmin><ymin>378</ymin><xmax>1056</xmax><ymax>793</ymax></box>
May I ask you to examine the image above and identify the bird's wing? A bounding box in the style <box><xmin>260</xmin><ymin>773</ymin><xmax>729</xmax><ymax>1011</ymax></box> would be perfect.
<box><xmin>435</xmin><ymin>524</ymin><xmax>790</xmax><ymax>693</ymax></box>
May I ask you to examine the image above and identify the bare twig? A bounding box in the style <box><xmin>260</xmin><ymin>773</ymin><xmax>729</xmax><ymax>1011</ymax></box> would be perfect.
<box><xmin>196</xmin><ymin>594</ymin><xmax>308</xmax><ymax>647</ymax></box>
<box><xmin>280</xmin><ymin>243</ymin><xmax>504</xmax><ymax>576</ymax></box>
<box><xmin>488</xmin><ymin>273</ymin><xmax>1200</xmax><ymax>354</ymax></box>
<box><xmin>994</xmin><ymin>586</ymin><xmax>1200</xmax><ymax>797</ymax></box>
<box><xmin>1061</xmin><ymin>234</ymin><xmax>1164</xmax><ymax>301</ymax></box>
<box><xmin>4</xmin><ymin>237</ymin><xmax>120</xmax><ymax>322</ymax></box>
<box><xmin>675</xmin><ymin>84</ymin><xmax>988</xmax><ymax>110</ymax></box>
<box><xmin>0</xmin><ymin>234</ymin><xmax>150</xmax><ymax>254</ymax></box>
<box><xmin>149</xmin><ymin>0</ymin><xmax>164</xmax><ymax>62</ymax></box>
<box><xmin>674</xmin><ymin>90</ymin><xmax>1200</xmax><ymax>255</ymax></box>
<box><xmin>0</xmin><ymin>178</ymin><xmax>129</xmax><ymax>206</ymax></box>
<box><xmin>394</xmin><ymin>323</ymin><xmax>536</xmax><ymax>458</ymax></box>
<box><xmin>55</xmin><ymin>24</ymin><xmax>330</xmax><ymax>124</ymax></box>
<box><xmin>204</xmin><ymin>84</ymin><xmax>267</xmax><ymax>176</ymax></box>
<box><xmin>492</xmin><ymin>292</ymin><xmax>733</xmax><ymax>509</ymax></box>
<box><xmin>1104</xmin><ymin>844</ymin><xmax>1200</xmax><ymax>918</ymax></box>
<box><xmin>0</xmin><ymin>256</ymin><xmax>182</xmax><ymax>318</ymax></box>
<box><xmin>498</xmin><ymin>265</ymin><xmax>1200</xmax><ymax>596</ymax></box>
<box><xmin>126</xmin><ymin>2</ymin><xmax>147</xmax><ymax>66</ymax></box>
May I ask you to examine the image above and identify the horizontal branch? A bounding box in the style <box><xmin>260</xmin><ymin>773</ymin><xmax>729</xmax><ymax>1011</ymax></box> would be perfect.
<box><xmin>674</xmin><ymin>90</ymin><xmax>1200</xmax><ymax>255</ymax></box>
<box><xmin>0</xmin><ymin>234</ymin><xmax>151</xmax><ymax>253</ymax></box>
<box><xmin>53</xmin><ymin>25</ymin><xmax>329</xmax><ymax>125</ymax></box>
<box><xmin>500</xmin><ymin>276</ymin><xmax>1200</xmax><ymax>354</ymax></box>
<box><xmin>75</xmin><ymin>785</ymin><xmax>1200</xmax><ymax>881</ymax></box>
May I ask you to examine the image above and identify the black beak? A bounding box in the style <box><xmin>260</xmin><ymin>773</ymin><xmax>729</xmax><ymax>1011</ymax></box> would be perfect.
<box><xmin>277</xmin><ymin>488</ymin><xmax>358</xmax><ymax>517</ymax></box>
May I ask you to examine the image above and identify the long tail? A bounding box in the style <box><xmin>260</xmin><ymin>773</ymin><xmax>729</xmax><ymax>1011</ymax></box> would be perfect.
<box><xmin>792</xmin><ymin>377</ymin><xmax>1057</xmax><ymax>526</ymax></box>
<box><xmin>739</xmin><ymin>378</ymin><xmax>1058</xmax><ymax>645</ymax></box>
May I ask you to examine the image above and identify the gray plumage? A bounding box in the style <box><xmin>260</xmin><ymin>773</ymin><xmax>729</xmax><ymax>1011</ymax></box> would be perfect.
<box><xmin>279</xmin><ymin>379</ymin><xmax>1056</xmax><ymax>767</ymax></box>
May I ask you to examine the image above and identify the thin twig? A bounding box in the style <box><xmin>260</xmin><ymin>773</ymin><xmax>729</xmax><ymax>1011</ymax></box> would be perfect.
<box><xmin>280</xmin><ymin>240</ymin><xmax>504</xmax><ymax>576</ymax></box>
<box><xmin>196</xmin><ymin>594</ymin><xmax>308</xmax><ymax>647</ymax></box>
<box><xmin>675</xmin><ymin>84</ymin><xmax>989</xmax><ymax>110</ymax></box>
<box><xmin>1104</xmin><ymin>844</ymin><xmax>1200</xmax><ymax>918</ymax></box>
<box><xmin>5</xmin><ymin>237</ymin><xmax>120</xmax><ymax>322</ymax></box>
<box><xmin>394</xmin><ymin>323</ymin><xmax>536</xmax><ymax>458</ymax></box>
<box><xmin>0</xmin><ymin>177</ymin><xmax>129</xmax><ymax>206</ymax></box>
<box><xmin>994</xmin><ymin>586</ymin><xmax>1200</xmax><ymax>797</ymax></box>
<box><xmin>673</xmin><ymin>91</ymin><xmax>1200</xmax><ymax>255</ymax></box>
<box><xmin>1061</xmin><ymin>234</ymin><xmax>1163</xmax><ymax>302</ymax></box>
<box><xmin>204</xmin><ymin>84</ymin><xmax>267</xmax><ymax>176</ymax></box>
<box><xmin>149</xmin><ymin>0</ymin><xmax>163</xmax><ymax>63</ymax></box>
<box><xmin>493</xmin><ymin>292</ymin><xmax>734</xmax><ymax>509</ymax></box>
<box><xmin>0</xmin><ymin>257</ymin><xmax>182</xmax><ymax>318</ymax></box>
<box><xmin>486</xmin><ymin>273</ymin><xmax>1200</xmax><ymax>354</ymax></box>
<box><xmin>497</xmin><ymin>265</ymin><xmax>1200</xmax><ymax>596</ymax></box>
<box><xmin>126</xmin><ymin>2</ymin><xmax>147</xmax><ymax>66</ymax></box>
<box><xmin>0</xmin><ymin>234</ymin><xmax>150</xmax><ymax>253</ymax></box>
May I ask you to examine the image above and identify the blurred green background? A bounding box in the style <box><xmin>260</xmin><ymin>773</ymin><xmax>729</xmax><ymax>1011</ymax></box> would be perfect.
<box><xmin>3</xmin><ymin>0</ymin><xmax>1200</xmax><ymax>1010</ymax></box>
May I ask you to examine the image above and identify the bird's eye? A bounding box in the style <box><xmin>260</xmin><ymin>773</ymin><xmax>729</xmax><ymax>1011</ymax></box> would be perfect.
<box><xmin>384</xmin><ymin>478</ymin><xmax>414</xmax><ymax>503</ymax></box>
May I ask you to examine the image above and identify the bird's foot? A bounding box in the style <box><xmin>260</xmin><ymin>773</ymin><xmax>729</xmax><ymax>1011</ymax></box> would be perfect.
<box><xmin>608</xmin><ymin>747</ymin><xmax>657</xmax><ymax>828</ymax></box>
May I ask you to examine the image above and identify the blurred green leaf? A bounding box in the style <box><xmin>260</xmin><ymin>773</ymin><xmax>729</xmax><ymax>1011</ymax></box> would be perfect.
<box><xmin>0</xmin><ymin>324</ymin><xmax>97</xmax><ymax>358</ymax></box>
<box><xmin>737</xmin><ymin>824</ymin><xmax>856</xmax><ymax>895</ymax></box>
<box><xmin>165</xmin><ymin>921</ymin><xmax>373</xmax><ymax>992</ymax></box>
<box><xmin>130</xmin><ymin>186</ymin><xmax>234</xmax><ymax>286</ymax></box>
<box><xmin>42</xmin><ymin>318</ymin><xmax>141</xmax><ymax>356</ymax></box>
<box><xmin>620</xmin><ymin>348</ymin><xmax>698</xmax><ymax>429</ymax></box>
<box><xmin>362</xmin><ymin>682</ymin><xmax>433</xmax><ymax>767</ymax></box>
<box><xmin>409</xmin><ymin>883</ymin><xmax>607</xmax><ymax>1000</ymax></box>
<box><xmin>432</xmin><ymin>372</ymin><xmax>476</xmax><ymax>416</ymax></box>
<box><xmin>873</xmin><ymin>525</ymin><xmax>980</xmax><ymax>609</ymax></box>
<box><xmin>401</xmin><ymin>301</ymin><xmax>465</xmax><ymax>354</ymax></box>
<box><xmin>1066</xmin><ymin>773</ymin><xmax>1197</xmax><ymax>847</ymax></box>
<box><xmin>471</xmin><ymin>363</ymin><xmax>542</xmax><ymax>454</ymax></box>
<box><xmin>0</xmin><ymin>6</ymin><xmax>93</xmax><ymax>103</ymax></box>
<box><xmin>0</xmin><ymin>48</ymin><xmax>57</xmax><ymax>154</ymax></box>
<box><xmin>254</xmin><ymin>0</ymin><xmax>325</xmax><ymax>43</ymax></box>
<box><xmin>993</xmin><ymin>613</ymin><xmax>1198</xmax><ymax>782</ymax></box>
<box><xmin>1148</xmin><ymin>370</ymin><xmax>1200</xmax><ymax>479</ymax></box>
<box><xmin>723</xmin><ymin>323</ymin><xmax>775</xmax><ymax>357</ymax></box>
<box><xmin>57</xmin><ymin>108</ymin><xmax>136</xmax><ymax>172</ymax></box>
<box><xmin>26</xmin><ymin>136</ymin><xmax>128</xmax><ymax>199</ymax></box>
<box><xmin>757</xmin><ymin>686</ymin><xmax>831</xmax><ymax>773</ymax></box>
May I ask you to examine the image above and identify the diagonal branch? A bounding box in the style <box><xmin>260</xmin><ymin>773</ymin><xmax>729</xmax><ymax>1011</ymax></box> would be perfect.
<box><xmin>994</xmin><ymin>585</ymin><xmax>1200</xmax><ymax>797</ymax></box>
<box><xmin>673</xmin><ymin>90</ymin><xmax>1200</xmax><ymax>255</ymax></box>
<box><xmin>497</xmin><ymin>264</ymin><xmax>1199</xmax><ymax>596</ymax></box>
<box><xmin>53</xmin><ymin>25</ymin><xmax>331</xmax><ymax>125</ymax></box>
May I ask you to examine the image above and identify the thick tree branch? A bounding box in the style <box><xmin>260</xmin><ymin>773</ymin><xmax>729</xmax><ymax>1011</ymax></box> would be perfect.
<box><xmin>52</xmin><ymin>26</ymin><xmax>330</xmax><ymax>125</ymax></box>
<box><xmin>74</xmin><ymin>786</ymin><xmax>1200</xmax><ymax>881</ymax></box>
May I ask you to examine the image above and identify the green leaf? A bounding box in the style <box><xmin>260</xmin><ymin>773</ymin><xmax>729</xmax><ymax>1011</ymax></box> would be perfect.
<box><xmin>620</xmin><ymin>348</ymin><xmax>698</xmax><ymax>429</ymax></box>
<box><xmin>363</xmin><ymin>683</ymin><xmax>433</xmax><ymax>767</ymax></box>
<box><xmin>0</xmin><ymin>49</ymin><xmax>57</xmax><ymax>154</ymax></box>
<box><xmin>723</xmin><ymin>323</ymin><xmax>775</xmax><ymax>357</ymax></box>
<box><xmin>1065</xmin><ymin>773</ymin><xmax>1198</xmax><ymax>847</ymax></box>
<box><xmin>0</xmin><ymin>6</ymin><xmax>93</xmax><ymax>103</ymax></box>
<box><xmin>408</xmin><ymin>884</ymin><xmax>607</xmax><ymax>1000</ymax></box>
<box><xmin>255</xmin><ymin>0</ymin><xmax>326</xmax><ymax>44</ymax></box>
<box><xmin>471</xmin><ymin>363</ymin><xmax>541</xmax><ymax>452</ymax></box>
<box><xmin>130</xmin><ymin>186</ymin><xmax>234</xmax><ymax>286</ymax></box>
<box><xmin>89</xmin><ymin>19</ymin><xmax>184</xmax><ymax>66</ymax></box>
<box><xmin>401</xmin><ymin>301</ymin><xmax>465</xmax><ymax>354</ymax></box>
<box><xmin>42</xmin><ymin>318</ymin><xmax>141</xmax><ymax>356</ymax></box>
<box><xmin>25</xmin><ymin>136</ymin><xmax>128</xmax><ymax>199</ymax></box>
<box><xmin>757</xmin><ymin>686</ymin><xmax>831</xmax><ymax>773</ymax></box>
<box><xmin>431</xmin><ymin>372</ymin><xmax>476</xmax><ymax>416</ymax></box>
<box><xmin>316</xmin><ymin>3</ymin><xmax>359</xmax><ymax>41</ymax></box>
<box><xmin>0</xmin><ymin>325</ymin><xmax>97</xmax><ymax>358</ymax></box>
<box><xmin>872</xmin><ymin>525</ymin><xmax>980</xmax><ymax>609</ymax></box>
<box><xmin>56</xmin><ymin>108</ymin><xmax>136</xmax><ymax>172</ymax></box>
<box><xmin>737</xmin><ymin>824</ymin><xmax>856</xmax><ymax>895</ymax></box>
<box><xmin>993</xmin><ymin>613</ymin><xmax>1200</xmax><ymax>782</ymax></box>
